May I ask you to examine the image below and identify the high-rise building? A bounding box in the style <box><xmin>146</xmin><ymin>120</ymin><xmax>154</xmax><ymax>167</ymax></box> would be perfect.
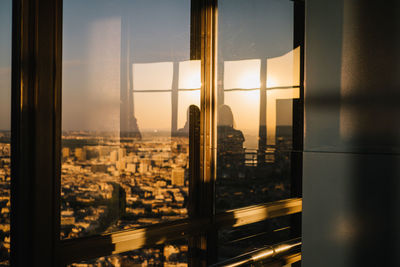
<box><xmin>171</xmin><ymin>168</ymin><xmax>185</xmax><ymax>186</ymax></box>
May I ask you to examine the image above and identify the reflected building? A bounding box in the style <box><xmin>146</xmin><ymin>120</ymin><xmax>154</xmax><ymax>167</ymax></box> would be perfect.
<box><xmin>120</xmin><ymin>14</ymin><xmax>142</xmax><ymax>139</ymax></box>
<box><xmin>176</xmin><ymin>107</ymin><xmax>190</xmax><ymax>136</ymax></box>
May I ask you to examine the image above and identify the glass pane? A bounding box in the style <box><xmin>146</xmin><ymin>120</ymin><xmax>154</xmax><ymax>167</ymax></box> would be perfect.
<box><xmin>0</xmin><ymin>0</ymin><xmax>11</xmax><ymax>265</ymax></box>
<box><xmin>216</xmin><ymin>0</ymin><xmax>300</xmax><ymax>211</ymax></box>
<box><xmin>62</xmin><ymin>0</ymin><xmax>199</xmax><ymax>239</ymax></box>
<box><xmin>68</xmin><ymin>239</ymin><xmax>188</xmax><ymax>266</ymax></box>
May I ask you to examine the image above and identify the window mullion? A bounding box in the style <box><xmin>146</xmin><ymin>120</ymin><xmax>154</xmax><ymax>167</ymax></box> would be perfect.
<box><xmin>11</xmin><ymin>0</ymin><xmax>62</xmax><ymax>266</ymax></box>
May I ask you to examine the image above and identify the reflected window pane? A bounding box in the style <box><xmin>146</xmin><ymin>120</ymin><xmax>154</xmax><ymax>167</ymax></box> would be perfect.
<box><xmin>0</xmin><ymin>0</ymin><xmax>11</xmax><ymax>264</ymax></box>
<box><xmin>62</xmin><ymin>0</ymin><xmax>198</xmax><ymax>239</ymax></box>
<box><xmin>216</xmin><ymin>0</ymin><xmax>299</xmax><ymax>211</ymax></box>
<box><xmin>266</xmin><ymin>47</ymin><xmax>300</xmax><ymax>88</ymax></box>
<box><xmin>134</xmin><ymin>92</ymin><xmax>172</xmax><ymax>132</ymax></box>
<box><xmin>133</xmin><ymin>62</ymin><xmax>173</xmax><ymax>91</ymax></box>
<box><xmin>267</xmin><ymin>88</ymin><xmax>299</xmax><ymax>146</ymax></box>
<box><xmin>224</xmin><ymin>59</ymin><xmax>260</xmax><ymax>90</ymax></box>
<box><xmin>218</xmin><ymin>217</ymin><xmax>291</xmax><ymax>262</ymax></box>
<box><xmin>178</xmin><ymin>60</ymin><xmax>201</xmax><ymax>89</ymax></box>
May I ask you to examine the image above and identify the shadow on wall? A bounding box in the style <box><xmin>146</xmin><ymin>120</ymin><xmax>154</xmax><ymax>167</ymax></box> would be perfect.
<box><xmin>343</xmin><ymin>1</ymin><xmax>400</xmax><ymax>266</ymax></box>
<box><xmin>305</xmin><ymin>0</ymin><xmax>400</xmax><ymax>266</ymax></box>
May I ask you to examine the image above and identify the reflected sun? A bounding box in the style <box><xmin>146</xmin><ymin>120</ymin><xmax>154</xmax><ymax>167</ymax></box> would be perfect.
<box><xmin>237</xmin><ymin>71</ymin><xmax>260</xmax><ymax>89</ymax></box>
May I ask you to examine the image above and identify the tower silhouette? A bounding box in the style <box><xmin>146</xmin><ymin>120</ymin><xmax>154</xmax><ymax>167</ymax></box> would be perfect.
<box><xmin>120</xmin><ymin>13</ymin><xmax>141</xmax><ymax>139</ymax></box>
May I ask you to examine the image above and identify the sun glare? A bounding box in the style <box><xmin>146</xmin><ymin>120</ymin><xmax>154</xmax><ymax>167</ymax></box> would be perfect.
<box><xmin>237</xmin><ymin>71</ymin><xmax>260</xmax><ymax>89</ymax></box>
<box><xmin>179</xmin><ymin>60</ymin><xmax>201</xmax><ymax>89</ymax></box>
<box><xmin>224</xmin><ymin>59</ymin><xmax>261</xmax><ymax>90</ymax></box>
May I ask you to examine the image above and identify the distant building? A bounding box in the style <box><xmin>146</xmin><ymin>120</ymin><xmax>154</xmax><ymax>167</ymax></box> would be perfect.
<box><xmin>110</xmin><ymin>150</ymin><xmax>118</xmax><ymax>162</ymax></box>
<box><xmin>118</xmin><ymin>148</ymin><xmax>126</xmax><ymax>160</ymax></box>
<box><xmin>74</xmin><ymin>148</ymin><xmax>86</xmax><ymax>161</ymax></box>
<box><xmin>62</xmin><ymin>147</ymin><xmax>70</xmax><ymax>159</ymax></box>
<box><xmin>139</xmin><ymin>162</ymin><xmax>149</xmax><ymax>174</ymax></box>
<box><xmin>171</xmin><ymin>168</ymin><xmax>185</xmax><ymax>186</ymax></box>
<box><xmin>116</xmin><ymin>160</ymin><xmax>126</xmax><ymax>171</ymax></box>
<box><xmin>126</xmin><ymin>163</ymin><xmax>136</xmax><ymax>173</ymax></box>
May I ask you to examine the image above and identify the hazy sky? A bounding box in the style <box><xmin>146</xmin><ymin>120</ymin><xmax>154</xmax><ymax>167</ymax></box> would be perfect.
<box><xmin>1</xmin><ymin>0</ymin><xmax>296</xmax><ymax>134</ymax></box>
<box><xmin>218</xmin><ymin>0</ymin><xmax>293</xmax><ymax>60</ymax></box>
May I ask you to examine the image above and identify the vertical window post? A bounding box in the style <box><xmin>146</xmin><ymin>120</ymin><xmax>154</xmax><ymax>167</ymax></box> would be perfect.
<box><xmin>11</xmin><ymin>0</ymin><xmax>62</xmax><ymax>266</ymax></box>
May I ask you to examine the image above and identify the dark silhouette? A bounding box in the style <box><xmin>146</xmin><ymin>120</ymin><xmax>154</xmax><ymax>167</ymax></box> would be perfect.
<box><xmin>217</xmin><ymin>105</ymin><xmax>245</xmax><ymax>179</ymax></box>
<box><xmin>176</xmin><ymin>107</ymin><xmax>191</xmax><ymax>136</ymax></box>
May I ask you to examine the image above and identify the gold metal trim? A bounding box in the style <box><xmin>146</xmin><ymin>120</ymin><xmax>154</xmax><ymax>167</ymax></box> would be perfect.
<box><xmin>59</xmin><ymin>198</ymin><xmax>301</xmax><ymax>264</ymax></box>
<box><xmin>210</xmin><ymin>238</ymin><xmax>301</xmax><ymax>267</ymax></box>
<box><xmin>216</xmin><ymin>198</ymin><xmax>302</xmax><ymax>228</ymax></box>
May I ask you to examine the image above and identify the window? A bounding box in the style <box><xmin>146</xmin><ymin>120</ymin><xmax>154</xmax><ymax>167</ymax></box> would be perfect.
<box><xmin>0</xmin><ymin>0</ymin><xmax>11</xmax><ymax>265</ymax></box>
<box><xmin>11</xmin><ymin>0</ymin><xmax>304</xmax><ymax>266</ymax></box>
<box><xmin>216</xmin><ymin>0</ymin><xmax>301</xmax><ymax>211</ymax></box>
<box><xmin>61</xmin><ymin>0</ymin><xmax>199</xmax><ymax>239</ymax></box>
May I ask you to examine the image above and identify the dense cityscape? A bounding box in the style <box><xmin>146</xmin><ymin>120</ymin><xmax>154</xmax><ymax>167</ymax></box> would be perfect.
<box><xmin>0</xmin><ymin>131</ymin><xmax>10</xmax><ymax>267</ymax></box>
<box><xmin>61</xmin><ymin>131</ymin><xmax>189</xmax><ymax>266</ymax></box>
<box><xmin>61</xmin><ymin>131</ymin><xmax>189</xmax><ymax>240</ymax></box>
<box><xmin>0</xmin><ymin>126</ymin><xmax>293</xmax><ymax>266</ymax></box>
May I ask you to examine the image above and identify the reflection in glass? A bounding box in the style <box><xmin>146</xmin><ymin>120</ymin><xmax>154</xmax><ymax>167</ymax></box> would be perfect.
<box><xmin>178</xmin><ymin>91</ymin><xmax>201</xmax><ymax>129</ymax></box>
<box><xmin>224</xmin><ymin>59</ymin><xmax>260</xmax><ymax>90</ymax></box>
<box><xmin>68</xmin><ymin>239</ymin><xmax>188</xmax><ymax>266</ymax></box>
<box><xmin>62</xmin><ymin>0</ymin><xmax>199</xmax><ymax>239</ymax></box>
<box><xmin>266</xmin><ymin>47</ymin><xmax>300</xmax><ymax>88</ymax></box>
<box><xmin>0</xmin><ymin>0</ymin><xmax>11</xmax><ymax>264</ymax></box>
<box><xmin>218</xmin><ymin>217</ymin><xmax>291</xmax><ymax>262</ymax></box>
<box><xmin>223</xmin><ymin>91</ymin><xmax>260</xmax><ymax>149</ymax></box>
<box><xmin>134</xmin><ymin>92</ymin><xmax>172</xmax><ymax>131</ymax></box>
<box><xmin>133</xmin><ymin>62</ymin><xmax>173</xmax><ymax>91</ymax></box>
<box><xmin>179</xmin><ymin>60</ymin><xmax>201</xmax><ymax>90</ymax></box>
<box><xmin>216</xmin><ymin>0</ymin><xmax>300</xmax><ymax>211</ymax></box>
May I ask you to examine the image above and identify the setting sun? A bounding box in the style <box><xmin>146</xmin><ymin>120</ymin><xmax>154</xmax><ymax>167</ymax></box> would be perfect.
<box><xmin>224</xmin><ymin>59</ymin><xmax>261</xmax><ymax>90</ymax></box>
<box><xmin>179</xmin><ymin>60</ymin><xmax>201</xmax><ymax>89</ymax></box>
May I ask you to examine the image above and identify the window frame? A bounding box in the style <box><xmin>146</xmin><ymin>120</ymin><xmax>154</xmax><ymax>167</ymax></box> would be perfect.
<box><xmin>10</xmin><ymin>0</ymin><xmax>304</xmax><ymax>266</ymax></box>
<box><xmin>11</xmin><ymin>0</ymin><xmax>62</xmax><ymax>266</ymax></box>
